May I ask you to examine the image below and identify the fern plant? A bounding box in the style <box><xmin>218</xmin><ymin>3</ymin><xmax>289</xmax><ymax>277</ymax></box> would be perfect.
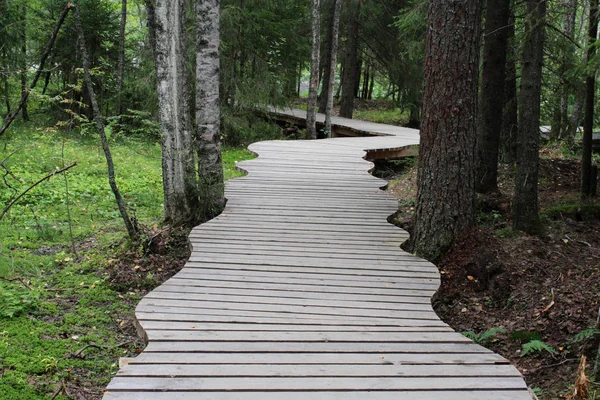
<box><xmin>521</xmin><ymin>340</ymin><xmax>555</xmax><ymax>357</ymax></box>
<box><xmin>571</xmin><ymin>328</ymin><xmax>600</xmax><ymax>343</ymax></box>
<box><xmin>462</xmin><ymin>327</ymin><xmax>507</xmax><ymax>345</ymax></box>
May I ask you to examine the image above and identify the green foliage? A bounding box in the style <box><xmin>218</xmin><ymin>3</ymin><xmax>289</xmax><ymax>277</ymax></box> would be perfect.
<box><xmin>521</xmin><ymin>340</ymin><xmax>556</xmax><ymax>357</ymax></box>
<box><xmin>510</xmin><ymin>330</ymin><xmax>543</xmax><ymax>343</ymax></box>
<box><xmin>353</xmin><ymin>108</ymin><xmax>410</xmax><ymax>126</ymax></box>
<box><xmin>0</xmin><ymin>284</ymin><xmax>39</xmax><ymax>319</ymax></box>
<box><xmin>571</xmin><ymin>328</ymin><xmax>600</xmax><ymax>343</ymax></box>
<box><xmin>222</xmin><ymin>108</ymin><xmax>283</xmax><ymax>147</ymax></box>
<box><xmin>544</xmin><ymin>203</ymin><xmax>600</xmax><ymax>221</ymax></box>
<box><xmin>461</xmin><ymin>327</ymin><xmax>507</xmax><ymax>345</ymax></box>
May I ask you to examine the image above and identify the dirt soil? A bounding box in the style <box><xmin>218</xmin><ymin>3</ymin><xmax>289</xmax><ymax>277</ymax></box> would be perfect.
<box><xmin>385</xmin><ymin>154</ymin><xmax>600</xmax><ymax>399</ymax></box>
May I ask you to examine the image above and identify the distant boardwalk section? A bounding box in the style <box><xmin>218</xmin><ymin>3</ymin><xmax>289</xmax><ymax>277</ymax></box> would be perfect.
<box><xmin>103</xmin><ymin>113</ymin><xmax>532</xmax><ymax>399</ymax></box>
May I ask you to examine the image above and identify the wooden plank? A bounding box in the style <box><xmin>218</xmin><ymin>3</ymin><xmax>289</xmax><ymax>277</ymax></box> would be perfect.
<box><xmin>106</xmin><ymin>376</ymin><xmax>527</xmax><ymax>391</ymax></box>
<box><xmin>116</xmin><ymin>364</ymin><xmax>522</xmax><ymax>377</ymax></box>
<box><xmin>143</xmin><ymin>341</ymin><xmax>493</xmax><ymax>353</ymax></box>
<box><xmin>127</xmin><ymin>352</ymin><xmax>510</xmax><ymax>365</ymax></box>
<box><xmin>142</xmin><ymin>330</ymin><xmax>472</xmax><ymax>343</ymax></box>
<box><xmin>139</xmin><ymin>322</ymin><xmax>453</xmax><ymax>332</ymax></box>
<box><xmin>153</xmin><ymin>284</ymin><xmax>433</xmax><ymax>303</ymax></box>
<box><xmin>104</xmin><ymin>390</ymin><xmax>532</xmax><ymax>400</ymax></box>
<box><xmin>136</xmin><ymin>313</ymin><xmax>446</xmax><ymax>327</ymax></box>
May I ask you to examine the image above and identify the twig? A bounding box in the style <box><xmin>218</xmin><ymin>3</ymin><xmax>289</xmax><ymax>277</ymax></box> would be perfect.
<box><xmin>0</xmin><ymin>276</ymin><xmax>33</xmax><ymax>290</ymax></box>
<box><xmin>72</xmin><ymin>340</ymin><xmax>133</xmax><ymax>359</ymax></box>
<box><xmin>0</xmin><ymin>162</ymin><xmax>77</xmax><ymax>220</ymax></box>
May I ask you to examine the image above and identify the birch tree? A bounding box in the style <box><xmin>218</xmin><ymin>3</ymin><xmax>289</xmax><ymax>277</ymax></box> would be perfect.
<box><xmin>196</xmin><ymin>0</ymin><xmax>225</xmax><ymax>220</ymax></box>
<box><xmin>153</xmin><ymin>0</ymin><xmax>199</xmax><ymax>226</ymax></box>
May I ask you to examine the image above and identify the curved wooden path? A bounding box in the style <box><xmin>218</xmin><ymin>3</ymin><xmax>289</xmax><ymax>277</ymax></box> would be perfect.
<box><xmin>104</xmin><ymin>120</ymin><xmax>531</xmax><ymax>399</ymax></box>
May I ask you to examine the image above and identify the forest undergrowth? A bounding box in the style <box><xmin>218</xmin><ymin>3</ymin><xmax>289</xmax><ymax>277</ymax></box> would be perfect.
<box><xmin>0</xmin><ymin>120</ymin><xmax>255</xmax><ymax>399</ymax></box>
<box><xmin>382</xmin><ymin>146</ymin><xmax>600</xmax><ymax>400</ymax></box>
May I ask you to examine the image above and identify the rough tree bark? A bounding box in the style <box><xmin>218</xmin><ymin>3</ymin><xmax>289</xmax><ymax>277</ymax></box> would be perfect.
<box><xmin>307</xmin><ymin>0</ymin><xmax>321</xmax><ymax>139</ymax></box>
<box><xmin>153</xmin><ymin>0</ymin><xmax>199</xmax><ymax>226</ymax></box>
<box><xmin>339</xmin><ymin>0</ymin><xmax>361</xmax><ymax>119</ymax></box>
<box><xmin>581</xmin><ymin>0</ymin><xmax>598</xmax><ymax>198</ymax></box>
<box><xmin>513</xmin><ymin>0</ymin><xmax>547</xmax><ymax>233</ymax></box>
<box><xmin>324</xmin><ymin>0</ymin><xmax>342</xmax><ymax>136</ymax></box>
<box><xmin>117</xmin><ymin>0</ymin><xmax>127</xmax><ymax>116</ymax></box>
<box><xmin>74</xmin><ymin>4</ymin><xmax>138</xmax><ymax>241</ymax></box>
<box><xmin>554</xmin><ymin>0</ymin><xmax>578</xmax><ymax>141</ymax></box>
<box><xmin>318</xmin><ymin>0</ymin><xmax>335</xmax><ymax>113</ymax></box>
<box><xmin>196</xmin><ymin>0</ymin><xmax>225</xmax><ymax>221</ymax></box>
<box><xmin>500</xmin><ymin>1</ymin><xmax>518</xmax><ymax>164</ymax></box>
<box><xmin>476</xmin><ymin>0</ymin><xmax>510</xmax><ymax>193</ymax></box>
<box><xmin>0</xmin><ymin>2</ymin><xmax>73</xmax><ymax>137</ymax></box>
<box><xmin>20</xmin><ymin>4</ymin><xmax>29</xmax><ymax>121</ymax></box>
<box><xmin>412</xmin><ymin>0</ymin><xmax>483</xmax><ymax>262</ymax></box>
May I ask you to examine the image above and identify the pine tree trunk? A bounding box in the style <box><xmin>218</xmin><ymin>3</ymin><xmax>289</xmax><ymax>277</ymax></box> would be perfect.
<box><xmin>412</xmin><ymin>0</ymin><xmax>483</xmax><ymax>262</ymax></box>
<box><xmin>144</xmin><ymin>0</ymin><xmax>157</xmax><ymax>62</ymax></box>
<box><xmin>500</xmin><ymin>2</ymin><xmax>518</xmax><ymax>164</ymax></box>
<box><xmin>513</xmin><ymin>0</ymin><xmax>547</xmax><ymax>233</ymax></box>
<box><xmin>154</xmin><ymin>0</ymin><xmax>199</xmax><ymax>227</ymax></box>
<box><xmin>117</xmin><ymin>0</ymin><xmax>127</xmax><ymax>116</ymax></box>
<box><xmin>339</xmin><ymin>0</ymin><xmax>361</xmax><ymax>119</ymax></box>
<box><xmin>74</xmin><ymin>4</ymin><xmax>138</xmax><ymax>241</ymax></box>
<box><xmin>581</xmin><ymin>0</ymin><xmax>598</xmax><ymax>199</ymax></box>
<box><xmin>307</xmin><ymin>0</ymin><xmax>321</xmax><ymax>139</ymax></box>
<box><xmin>318</xmin><ymin>0</ymin><xmax>335</xmax><ymax>113</ymax></box>
<box><xmin>324</xmin><ymin>0</ymin><xmax>341</xmax><ymax>136</ymax></box>
<box><xmin>196</xmin><ymin>0</ymin><xmax>225</xmax><ymax>221</ymax></box>
<box><xmin>476</xmin><ymin>0</ymin><xmax>510</xmax><ymax>193</ymax></box>
<box><xmin>20</xmin><ymin>4</ymin><xmax>29</xmax><ymax>121</ymax></box>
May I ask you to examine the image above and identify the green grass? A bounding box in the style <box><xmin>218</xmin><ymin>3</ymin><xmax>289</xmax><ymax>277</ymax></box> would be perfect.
<box><xmin>353</xmin><ymin>108</ymin><xmax>410</xmax><ymax>126</ymax></box>
<box><xmin>0</xmin><ymin>121</ymin><xmax>255</xmax><ymax>398</ymax></box>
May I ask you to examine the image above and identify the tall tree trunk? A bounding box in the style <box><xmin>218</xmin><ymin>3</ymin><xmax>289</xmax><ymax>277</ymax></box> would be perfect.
<box><xmin>117</xmin><ymin>0</ymin><xmax>127</xmax><ymax>116</ymax></box>
<box><xmin>144</xmin><ymin>0</ymin><xmax>157</xmax><ymax>63</ymax></box>
<box><xmin>582</xmin><ymin>0</ymin><xmax>598</xmax><ymax>199</ymax></box>
<box><xmin>20</xmin><ymin>4</ymin><xmax>29</xmax><ymax>121</ymax></box>
<box><xmin>339</xmin><ymin>0</ymin><xmax>361</xmax><ymax>119</ymax></box>
<box><xmin>154</xmin><ymin>0</ymin><xmax>199</xmax><ymax>226</ymax></box>
<box><xmin>318</xmin><ymin>0</ymin><xmax>335</xmax><ymax>113</ymax></box>
<box><xmin>368</xmin><ymin>70</ymin><xmax>375</xmax><ymax>100</ymax></box>
<box><xmin>307</xmin><ymin>0</ymin><xmax>321</xmax><ymax>139</ymax></box>
<box><xmin>324</xmin><ymin>0</ymin><xmax>341</xmax><ymax>136</ymax></box>
<box><xmin>412</xmin><ymin>0</ymin><xmax>483</xmax><ymax>262</ymax></box>
<box><xmin>500</xmin><ymin>2</ymin><xmax>518</xmax><ymax>164</ymax></box>
<box><xmin>0</xmin><ymin>3</ymin><xmax>73</xmax><ymax>137</ymax></box>
<box><xmin>2</xmin><ymin>47</ymin><xmax>10</xmax><ymax>116</ymax></box>
<box><xmin>196</xmin><ymin>0</ymin><xmax>225</xmax><ymax>221</ymax></box>
<box><xmin>74</xmin><ymin>4</ymin><xmax>138</xmax><ymax>241</ymax></box>
<box><xmin>513</xmin><ymin>0</ymin><xmax>547</xmax><ymax>233</ymax></box>
<box><xmin>476</xmin><ymin>0</ymin><xmax>511</xmax><ymax>193</ymax></box>
<box><xmin>551</xmin><ymin>0</ymin><xmax>578</xmax><ymax>141</ymax></box>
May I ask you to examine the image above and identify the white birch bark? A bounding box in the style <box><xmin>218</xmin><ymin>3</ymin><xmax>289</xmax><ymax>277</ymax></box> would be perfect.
<box><xmin>307</xmin><ymin>0</ymin><xmax>321</xmax><ymax>140</ymax></box>
<box><xmin>196</xmin><ymin>0</ymin><xmax>225</xmax><ymax>221</ymax></box>
<box><xmin>154</xmin><ymin>0</ymin><xmax>198</xmax><ymax>226</ymax></box>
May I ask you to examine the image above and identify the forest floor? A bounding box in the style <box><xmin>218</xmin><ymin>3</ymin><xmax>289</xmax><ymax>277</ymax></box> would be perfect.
<box><xmin>380</xmin><ymin>148</ymin><xmax>600</xmax><ymax>399</ymax></box>
<box><xmin>0</xmin><ymin>121</ymin><xmax>255</xmax><ymax>399</ymax></box>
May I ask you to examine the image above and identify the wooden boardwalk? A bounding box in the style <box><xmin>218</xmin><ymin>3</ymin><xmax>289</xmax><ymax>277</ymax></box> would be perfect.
<box><xmin>103</xmin><ymin>119</ymin><xmax>531</xmax><ymax>399</ymax></box>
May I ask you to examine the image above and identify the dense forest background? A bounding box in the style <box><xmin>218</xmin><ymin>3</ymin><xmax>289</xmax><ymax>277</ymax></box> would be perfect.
<box><xmin>1</xmin><ymin>0</ymin><xmax>600</xmax><ymax>399</ymax></box>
